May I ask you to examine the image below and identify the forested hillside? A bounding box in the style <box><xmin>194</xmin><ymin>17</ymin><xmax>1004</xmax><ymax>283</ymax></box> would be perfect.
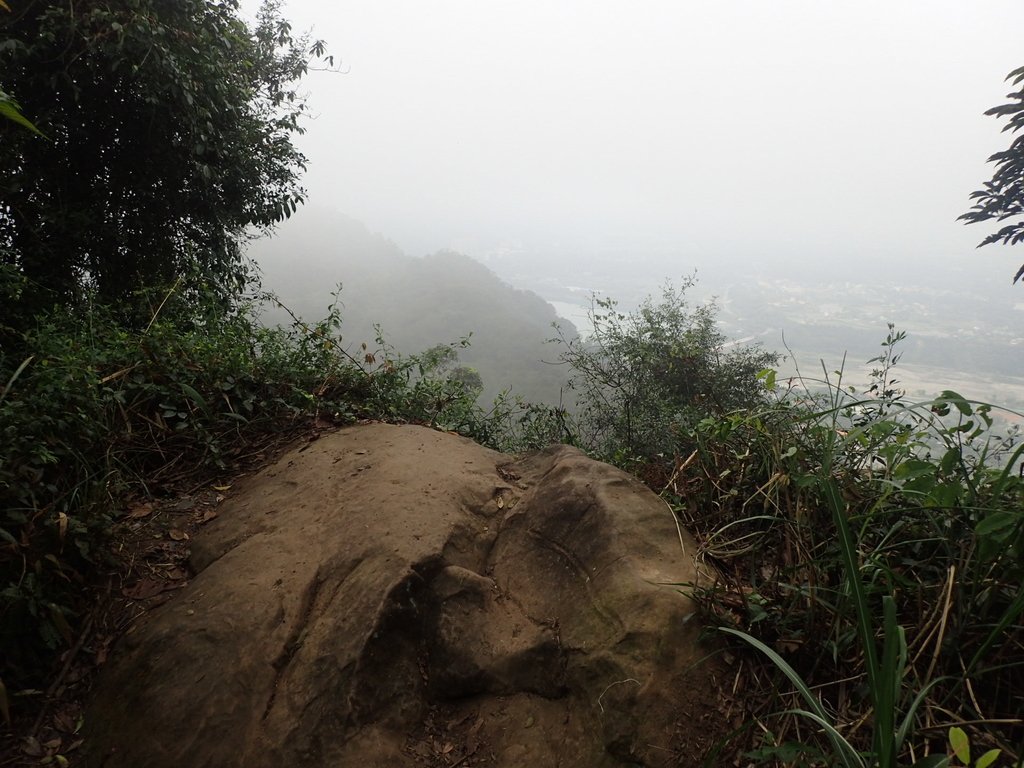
<box><xmin>251</xmin><ymin>208</ymin><xmax>576</xmax><ymax>404</ymax></box>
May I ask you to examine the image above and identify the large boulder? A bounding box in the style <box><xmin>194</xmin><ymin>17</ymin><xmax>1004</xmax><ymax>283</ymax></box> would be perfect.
<box><xmin>85</xmin><ymin>424</ymin><xmax>723</xmax><ymax>767</ymax></box>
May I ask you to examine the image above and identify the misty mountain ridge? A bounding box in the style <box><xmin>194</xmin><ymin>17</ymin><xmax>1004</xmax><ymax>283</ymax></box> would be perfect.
<box><xmin>251</xmin><ymin>206</ymin><xmax>1024</xmax><ymax>415</ymax></box>
<box><xmin>249</xmin><ymin>208</ymin><xmax>576</xmax><ymax>405</ymax></box>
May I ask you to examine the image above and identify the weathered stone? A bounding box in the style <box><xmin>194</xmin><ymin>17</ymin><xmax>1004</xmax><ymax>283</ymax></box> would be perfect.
<box><xmin>85</xmin><ymin>424</ymin><xmax>722</xmax><ymax>767</ymax></box>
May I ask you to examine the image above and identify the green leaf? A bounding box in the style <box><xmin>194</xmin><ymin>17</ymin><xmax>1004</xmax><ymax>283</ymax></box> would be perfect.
<box><xmin>0</xmin><ymin>97</ymin><xmax>47</xmax><ymax>138</ymax></box>
<box><xmin>876</xmin><ymin>596</ymin><xmax>904</xmax><ymax>764</ymax></box>
<box><xmin>975</xmin><ymin>511</ymin><xmax>1018</xmax><ymax>537</ymax></box>
<box><xmin>757</xmin><ymin>368</ymin><xmax>777</xmax><ymax>390</ymax></box>
<box><xmin>894</xmin><ymin>676</ymin><xmax>947</xmax><ymax>755</ymax></box>
<box><xmin>975</xmin><ymin>748</ymin><xmax>1000</xmax><ymax>768</ymax></box>
<box><xmin>949</xmin><ymin>726</ymin><xmax>970</xmax><ymax>764</ymax></box>
<box><xmin>939</xmin><ymin>447</ymin><xmax>961</xmax><ymax>475</ymax></box>
<box><xmin>894</xmin><ymin>459</ymin><xmax>935</xmax><ymax>481</ymax></box>
<box><xmin>780</xmin><ymin>709</ymin><xmax>866</xmax><ymax>768</ymax></box>
<box><xmin>179</xmin><ymin>382</ymin><xmax>208</xmax><ymax>411</ymax></box>
<box><xmin>938</xmin><ymin>391</ymin><xmax>973</xmax><ymax>417</ymax></box>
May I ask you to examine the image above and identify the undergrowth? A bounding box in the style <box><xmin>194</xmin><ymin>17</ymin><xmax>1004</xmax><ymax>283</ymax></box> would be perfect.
<box><xmin>551</xmin><ymin>288</ymin><xmax>1023</xmax><ymax>766</ymax></box>
<box><xmin>5</xmin><ymin>271</ymin><xmax>1021</xmax><ymax>768</ymax></box>
<box><xmin>682</xmin><ymin>372</ymin><xmax>1024</xmax><ymax>767</ymax></box>
<box><xmin>0</xmin><ymin>278</ymin><xmax>564</xmax><ymax>714</ymax></box>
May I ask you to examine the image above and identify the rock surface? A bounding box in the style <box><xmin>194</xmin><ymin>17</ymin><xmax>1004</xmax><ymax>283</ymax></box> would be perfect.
<box><xmin>85</xmin><ymin>424</ymin><xmax>723</xmax><ymax>767</ymax></box>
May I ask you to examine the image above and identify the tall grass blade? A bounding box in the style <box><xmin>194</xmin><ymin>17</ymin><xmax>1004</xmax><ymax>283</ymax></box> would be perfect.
<box><xmin>967</xmin><ymin>586</ymin><xmax>1024</xmax><ymax>674</ymax></box>
<box><xmin>821</xmin><ymin>474</ymin><xmax>879</xmax><ymax>695</ymax></box>
<box><xmin>876</xmin><ymin>595</ymin><xmax>905</xmax><ymax>767</ymax></box>
<box><xmin>894</xmin><ymin>676</ymin><xmax>946</xmax><ymax>752</ymax></box>
<box><xmin>720</xmin><ymin>627</ymin><xmax>863</xmax><ymax>768</ymax></box>
<box><xmin>0</xmin><ymin>355</ymin><xmax>34</xmax><ymax>405</ymax></box>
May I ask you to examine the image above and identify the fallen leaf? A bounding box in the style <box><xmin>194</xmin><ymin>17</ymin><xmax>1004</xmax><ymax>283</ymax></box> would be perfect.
<box><xmin>200</xmin><ymin>509</ymin><xmax>219</xmax><ymax>524</ymax></box>
<box><xmin>22</xmin><ymin>736</ymin><xmax>42</xmax><ymax>757</ymax></box>
<box><xmin>122</xmin><ymin>579</ymin><xmax>166</xmax><ymax>600</ymax></box>
<box><xmin>496</xmin><ymin>496</ymin><xmax>504</xmax><ymax>509</ymax></box>
<box><xmin>53</xmin><ymin>711</ymin><xmax>76</xmax><ymax>733</ymax></box>
<box><xmin>168</xmin><ymin>529</ymin><xmax>189</xmax><ymax>541</ymax></box>
<box><xmin>447</xmin><ymin>712</ymin><xmax>475</xmax><ymax>729</ymax></box>
<box><xmin>127</xmin><ymin>503</ymin><xmax>154</xmax><ymax>519</ymax></box>
<box><xmin>465</xmin><ymin>717</ymin><xmax>484</xmax><ymax>754</ymax></box>
<box><xmin>169</xmin><ymin>498</ymin><xmax>194</xmax><ymax>513</ymax></box>
<box><xmin>212</xmin><ymin>485</ymin><xmax>231</xmax><ymax>491</ymax></box>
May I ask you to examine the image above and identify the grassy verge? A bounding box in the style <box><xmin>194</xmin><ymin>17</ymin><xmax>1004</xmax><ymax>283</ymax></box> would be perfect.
<box><xmin>669</xmin><ymin>356</ymin><xmax>1023</xmax><ymax>765</ymax></box>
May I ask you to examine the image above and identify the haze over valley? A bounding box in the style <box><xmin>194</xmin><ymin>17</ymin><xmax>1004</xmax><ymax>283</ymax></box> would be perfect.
<box><xmin>253</xmin><ymin>206</ymin><xmax>1024</xmax><ymax>416</ymax></box>
<box><xmin>243</xmin><ymin>0</ymin><xmax>1024</xmax><ymax>413</ymax></box>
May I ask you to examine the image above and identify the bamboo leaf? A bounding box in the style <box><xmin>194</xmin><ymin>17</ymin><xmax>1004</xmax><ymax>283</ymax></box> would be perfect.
<box><xmin>0</xmin><ymin>98</ymin><xmax>47</xmax><ymax>137</ymax></box>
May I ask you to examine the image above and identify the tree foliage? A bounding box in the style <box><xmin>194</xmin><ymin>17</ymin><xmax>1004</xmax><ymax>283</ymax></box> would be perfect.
<box><xmin>0</xmin><ymin>0</ymin><xmax>323</xmax><ymax>314</ymax></box>
<box><xmin>960</xmin><ymin>65</ymin><xmax>1024</xmax><ymax>284</ymax></box>
<box><xmin>554</xmin><ymin>279</ymin><xmax>779</xmax><ymax>465</ymax></box>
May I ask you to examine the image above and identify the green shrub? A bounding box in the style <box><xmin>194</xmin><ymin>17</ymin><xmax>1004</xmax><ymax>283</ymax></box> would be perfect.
<box><xmin>552</xmin><ymin>278</ymin><xmax>779</xmax><ymax>475</ymax></box>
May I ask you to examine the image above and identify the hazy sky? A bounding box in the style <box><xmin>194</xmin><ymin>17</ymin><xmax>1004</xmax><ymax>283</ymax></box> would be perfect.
<box><xmin>241</xmin><ymin>1</ymin><xmax>1024</xmax><ymax>289</ymax></box>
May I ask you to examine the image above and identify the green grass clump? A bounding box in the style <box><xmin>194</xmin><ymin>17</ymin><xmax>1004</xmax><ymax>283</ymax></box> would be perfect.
<box><xmin>669</xmin><ymin>343</ymin><xmax>1022</xmax><ymax>766</ymax></box>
